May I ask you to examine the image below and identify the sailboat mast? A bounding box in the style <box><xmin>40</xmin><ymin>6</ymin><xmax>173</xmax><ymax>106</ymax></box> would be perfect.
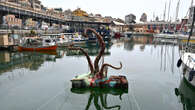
<box><xmin>175</xmin><ymin>0</ymin><xmax>180</xmax><ymax>21</ymax></box>
<box><xmin>187</xmin><ymin>7</ymin><xmax>195</xmax><ymax>46</ymax></box>
<box><xmin>163</xmin><ymin>2</ymin><xmax>167</xmax><ymax>21</ymax></box>
<box><xmin>191</xmin><ymin>0</ymin><xmax>194</xmax><ymax>8</ymax></box>
<box><xmin>167</xmin><ymin>0</ymin><xmax>172</xmax><ymax>22</ymax></box>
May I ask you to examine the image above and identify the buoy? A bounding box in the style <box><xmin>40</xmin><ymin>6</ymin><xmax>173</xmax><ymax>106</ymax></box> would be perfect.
<box><xmin>177</xmin><ymin>58</ymin><xmax>182</xmax><ymax>68</ymax></box>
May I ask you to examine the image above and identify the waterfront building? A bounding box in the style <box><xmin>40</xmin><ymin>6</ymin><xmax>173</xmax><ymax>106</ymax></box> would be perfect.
<box><xmin>103</xmin><ymin>16</ymin><xmax>114</xmax><ymax>23</ymax></box>
<box><xmin>63</xmin><ymin>9</ymin><xmax>73</xmax><ymax>20</ymax></box>
<box><xmin>115</xmin><ymin>18</ymin><xmax>125</xmax><ymax>24</ymax></box>
<box><xmin>30</xmin><ymin>0</ymin><xmax>41</xmax><ymax>10</ymax></box>
<box><xmin>3</xmin><ymin>14</ymin><xmax>22</xmax><ymax>28</ymax></box>
<box><xmin>25</xmin><ymin>18</ymin><xmax>37</xmax><ymax>29</ymax></box>
<box><xmin>133</xmin><ymin>21</ymin><xmax>183</xmax><ymax>33</ymax></box>
<box><xmin>72</xmin><ymin>8</ymin><xmax>88</xmax><ymax>17</ymax></box>
<box><xmin>125</xmin><ymin>14</ymin><xmax>136</xmax><ymax>24</ymax></box>
<box><xmin>41</xmin><ymin>5</ymin><xmax>47</xmax><ymax>11</ymax></box>
<box><xmin>46</xmin><ymin>8</ymin><xmax>60</xmax><ymax>17</ymax></box>
<box><xmin>7</xmin><ymin>0</ymin><xmax>31</xmax><ymax>8</ymax></box>
<box><xmin>6</xmin><ymin>0</ymin><xmax>42</xmax><ymax>10</ymax></box>
<box><xmin>0</xmin><ymin>34</ymin><xmax>14</xmax><ymax>46</ymax></box>
<box><xmin>95</xmin><ymin>14</ymin><xmax>102</xmax><ymax>18</ymax></box>
<box><xmin>93</xmin><ymin>14</ymin><xmax>104</xmax><ymax>22</ymax></box>
<box><xmin>110</xmin><ymin>21</ymin><xmax>126</xmax><ymax>32</ymax></box>
<box><xmin>140</xmin><ymin>13</ymin><xmax>147</xmax><ymax>22</ymax></box>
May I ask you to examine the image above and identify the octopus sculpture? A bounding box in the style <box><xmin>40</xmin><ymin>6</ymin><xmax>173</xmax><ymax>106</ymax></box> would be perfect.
<box><xmin>69</xmin><ymin>28</ymin><xmax>128</xmax><ymax>89</ymax></box>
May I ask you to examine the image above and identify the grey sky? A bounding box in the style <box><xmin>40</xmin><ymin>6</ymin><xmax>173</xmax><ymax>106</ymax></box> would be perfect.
<box><xmin>41</xmin><ymin>0</ymin><xmax>191</xmax><ymax>22</ymax></box>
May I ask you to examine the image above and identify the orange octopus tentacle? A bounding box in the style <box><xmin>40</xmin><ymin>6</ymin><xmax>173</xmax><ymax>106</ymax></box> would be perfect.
<box><xmin>99</xmin><ymin>62</ymin><xmax>123</xmax><ymax>78</ymax></box>
<box><xmin>83</xmin><ymin>28</ymin><xmax>105</xmax><ymax>73</ymax></box>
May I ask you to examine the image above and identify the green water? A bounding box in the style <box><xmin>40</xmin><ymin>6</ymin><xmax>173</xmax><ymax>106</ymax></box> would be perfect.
<box><xmin>0</xmin><ymin>36</ymin><xmax>192</xmax><ymax>110</ymax></box>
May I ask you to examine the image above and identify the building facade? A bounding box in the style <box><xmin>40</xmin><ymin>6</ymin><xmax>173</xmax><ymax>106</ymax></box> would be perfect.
<box><xmin>140</xmin><ymin>13</ymin><xmax>147</xmax><ymax>22</ymax></box>
<box><xmin>125</xmin><ymin>14</ymin><xmax>136</xmax><ymax>24</ymax></box>
<box><xmin>3</xmin><ymin>14</ymin><xmax>22</xmax><ymax>28</ymax></box>
<box><xmin>72</xmin><ymin>8</ymin><xmax>88</xmax><ymax>17</ymax></box>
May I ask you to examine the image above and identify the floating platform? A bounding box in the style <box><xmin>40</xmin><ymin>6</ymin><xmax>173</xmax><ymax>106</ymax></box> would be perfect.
<box><xmin>71</xmin><ymin>73</ymin><xmax>128</xmax><ymax>89</ymax></box>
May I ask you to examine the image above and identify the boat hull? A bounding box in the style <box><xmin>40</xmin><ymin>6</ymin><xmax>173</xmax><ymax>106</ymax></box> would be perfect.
<box><xmin>18</xmin><ymin>45</ymin><xmax>57</xmax><ymax>51</ymax></box>
<box><xmin>181</xmin><ymin>52</ymin><xmax>195</xmax><ymax>87</ymax></box>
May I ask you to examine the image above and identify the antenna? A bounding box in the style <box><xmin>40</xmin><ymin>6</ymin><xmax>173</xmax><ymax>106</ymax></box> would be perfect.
<box><xmin>175</xmin><ymin>0</ymin><xmax>180</xmax><ymax>21</ymax></box>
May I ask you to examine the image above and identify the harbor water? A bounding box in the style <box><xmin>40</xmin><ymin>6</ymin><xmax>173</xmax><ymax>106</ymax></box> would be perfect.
<box><xmin>0</xmin><ymin>36</ymin><xmax>190</xmax><ymax>110</ymax></box>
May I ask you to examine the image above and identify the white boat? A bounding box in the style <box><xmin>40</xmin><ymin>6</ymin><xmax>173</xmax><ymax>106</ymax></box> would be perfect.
<box><xmin>177</xmin><ymin>5</ymin><xmax>195</xmax><ymax>88</ymax></box>
<box><xmin>42</xmin><ymin>33</ymin><xmax>69</xmax><ymax>47</ymax></box>
<box><xmin>180</xmin><ymin>52</ymin><xmax>195</xmax><ymax>87</ymax></box>
<box><xmin>70</xmin><ymin>32</ymin><xmax>87</xmax><ymax>44</ymax></box>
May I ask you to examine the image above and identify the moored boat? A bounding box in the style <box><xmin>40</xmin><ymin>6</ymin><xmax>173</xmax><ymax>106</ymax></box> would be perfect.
<box><xmin>180</xmin><ymin>52</ymin><xmax>195</xmax><ymax>87</ymax></box>
<box><xmin>18</xmin><ymin>37</ymin><xmax>57</xmax><ymax>51</ymax></box>
<box><xmin>177</xmin><ymin>5</ymin><xmax>195</xmax><ymax>88</ymax></box>
<box><xmin>18</xmin><ymin>45</ymin><xmax>57</xmax><ymax>51</ymax></box>
<box><xmin>175</xmin><ymin>78</ymin><xmax>195</xmax><ymax>110</ymax></box>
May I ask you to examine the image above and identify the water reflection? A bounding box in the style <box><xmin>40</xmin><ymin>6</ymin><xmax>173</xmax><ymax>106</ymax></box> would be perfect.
<box><xmin>123</xmin><ymin>36</ymin><xmax>178</xmax><ymax>73</ymax></box>
<box><xmin>124</xmin><ymin>36</ymin><xmax>154</xmax><ymax>51</ymax></box>
<box><xmin>66</xmin><ymin>44</ymin><xmax>111</xmax><ymax>56</ymax></box>
<box><xmin>175</xmin><ymin>78</ymin><xmax>195</xmax><ymax>110</ymax></box>
<box><xmin>0</xmin><ymin>50</ymin><xmax>64</xmax><ymax>74</ymax></box>
<box><xmin>71</xmin><ymin>88</ymin><xmax>128</xmax><ymax>110</ymax></box>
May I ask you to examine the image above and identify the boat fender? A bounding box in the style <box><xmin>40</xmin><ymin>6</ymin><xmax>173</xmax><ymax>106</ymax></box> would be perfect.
<box><xmin>177</xmin><ymin>58</ymin><xmax>182</xmax><ymax>68</ymax></box>
<box><xmin>188</xmin><ymin>70</ymin><xmax>195</xmax><ymax>81</ymax></box>
<box><xmin>174</xmin><ymin>88</ymin><xmax>180</xmax><ymax>96</ymax></box>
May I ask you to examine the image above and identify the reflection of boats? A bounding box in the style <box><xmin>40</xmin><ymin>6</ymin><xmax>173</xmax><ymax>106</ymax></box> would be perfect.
<box><xmin>175</xmin><ymin>78</ymin><xmax>195</xmax><ymax>110</ymax></box>
<box><xmin>71</xmin><ymin>87</ymin><xmax>128</xmax><ymax>110</ymax></box>
<box><xmin>66</xmin><ymin>43</ymin><xmax>112</xmax><ymax>56</ymax></box>
<box><xmin>153</xmin><ymin>33</ymin><xmax>177</xmax><ymax>39</ymax></box>
<box><xmin>153</xmin><ymin>38</ymin><xmax>178</xmax><ymax>44</ymax></box>
<box><xmin>18</xmin><ymin>37</ymin><xmax>57</xmax><ymax>51</ymax></box>
<box><xmin>0</xmin><ymin>50</ymin><xmax>63</xmax><ymax>74</ymax></box>
<box><xmin>66</xmin><ymin>45</ymin><xmax>111</xmax><ymax>56</ymax></box>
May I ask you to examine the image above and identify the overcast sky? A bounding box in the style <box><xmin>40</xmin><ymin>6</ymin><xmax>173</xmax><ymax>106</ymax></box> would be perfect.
<box><xmin>41</xmin><ymin>0</ymin><xmax>192</xmax><ymax>22</ymax></box>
